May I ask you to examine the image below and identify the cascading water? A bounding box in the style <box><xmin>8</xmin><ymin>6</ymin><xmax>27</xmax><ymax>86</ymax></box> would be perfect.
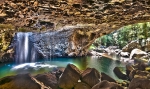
<box><xmin>14</xmin><ymin>32</ymin><xmax>37</xmax><ymax>63</ymax></box>
<box><xmin>13</xmin><ymin>26</ymin><xmax>74</xmax><ymax>63</ymax></box>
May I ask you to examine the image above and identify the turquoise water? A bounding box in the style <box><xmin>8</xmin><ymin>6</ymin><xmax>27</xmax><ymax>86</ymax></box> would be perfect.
<box><xmin>0</xmin><ymin>56</ymin><xmax>125</xmax><ymax>80</ymax></box>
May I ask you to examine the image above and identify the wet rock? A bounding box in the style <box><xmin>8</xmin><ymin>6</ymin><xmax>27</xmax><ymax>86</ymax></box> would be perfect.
<box><xmin>129</xmin><ymin>77</ymin><xmax>150</xmax><ymax>89</ymax></box>
<box><xmin>74</xmin><ymin>82</ymin><xmax>91</xmax><ymax>89</ymax></box>
<box><xmin>122</xmin><ymin>41</ymin><xmax>141</xmax><ymax>53</ymax></box>
<box><xmin>58</xmin><ymin>64</ymin><xmax>81</xmax><ymax>89</ymax></box>
<box><xmin>129</xmin><ymin>69</ymin><xmax>137</xmax><ymax>80</ymax></box>
<box><xmin>91</xmin><ymin>80</ymin><xmax>124</xmax><ymax>89</ymax></box>
<box><xmin>119</xmin><ymin>51</ymin><xmax>129</xmax><ymax>57</ymax></box>
<box><xmin>0</xmin><ymin>53</ymin><xmax>14</xmax><ymax>63</ymax></box>
<box><xmin>68</xmin><ymin>52</ymin><xmax>76</xmax><ymax>57</ymax></box>
<box><xmin>0</xmin><ymin>76</ymin><xmax>14</xmax><ymax>85</ymax></box>
<box><xmin>113</xmin><ymin>67</ymin><xmax>127</xmax><ymax>80</ymax></box>
<box><xmin>118</xmin><ymin>80</ymin><xmax>129</xmax><ymax>87</ymax></box>
<box><xmin>130</xmin><ymin>48</ymin><xmax>148</xmax><ymax>60</ymax></box>
<box><xmin>129</xmin><ymin>69</ymin><xmax>149</xmax><ymax>80</ymax></box>
<box><xmin>101</xmin><ymin>72</ymin><xmax>116</xmax><ymax>82</ymax></box>
<box><xmin>51</xmin><ymin>67</ymin><xmax>65</xmax><ymax>80</ymax></box>
<box><xmin>126</xmin><ymin>64</ymin><xmax>134</xmax><ymax>75</ymax></box>
<box><xmin>0</xmin><ymin>74</ymin><xmax>41</xmax><ymax>89</ymax></box>
<box><xmin>35</xmin><ymin>73</ymin><xmax>58</xmax><ymax>89</ymax></box>
<box><xmin>81</xmin><ymin>68</ymin><xmax>101</xmax><ymax>87</ymax></box>
<box><xmin>133</xmin><ymin>62</ymin><xmax>147</xmax><ymax>71</ymax></box>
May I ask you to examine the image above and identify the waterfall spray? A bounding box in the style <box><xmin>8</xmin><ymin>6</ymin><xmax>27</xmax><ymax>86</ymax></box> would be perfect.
<box><xmin>14</xmin><ymin>32</ymin><xmax>37</xmax><ymax>63</ymax></box>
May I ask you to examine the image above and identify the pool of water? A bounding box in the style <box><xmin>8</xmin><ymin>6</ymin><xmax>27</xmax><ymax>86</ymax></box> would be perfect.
<box><xmin>0</xmin><ymin>56</ymin><xmax>125</xmax><ymax>80</ymax></box>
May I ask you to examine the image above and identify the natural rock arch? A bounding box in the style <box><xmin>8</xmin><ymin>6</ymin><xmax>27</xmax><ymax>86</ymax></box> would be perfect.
<box><xmin>1</xmin><ymin>0</ymin><xmax>150</xmax><ymax>57</ymax></box>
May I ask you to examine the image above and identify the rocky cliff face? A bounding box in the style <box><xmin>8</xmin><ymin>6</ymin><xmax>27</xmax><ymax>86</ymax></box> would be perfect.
<box><xmin>0</xmin><ymin>0</ymin><xmax>150</xmax><ymax>61</ymax></box>
<box><xmin>0</xmin><ymin>0</ymin><xmax>149</xmax><ymax>29</ymax></box>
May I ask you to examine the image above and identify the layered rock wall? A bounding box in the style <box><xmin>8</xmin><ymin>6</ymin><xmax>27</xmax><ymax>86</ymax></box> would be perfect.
<box><xmin>0</xmin><ymin>0</ymin><xmax>150</xmax><ymax>60</ymax></box>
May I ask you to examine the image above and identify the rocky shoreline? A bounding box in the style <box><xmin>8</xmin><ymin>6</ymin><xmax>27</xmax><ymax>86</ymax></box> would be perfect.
<box><xmin>0</xmin><ymin>0</ymin><xmax>150</xmax><ymax>63</ymax></box>
<box><xmin>0</xmin><ymin>62</ymin><xmax>150</xmax><ymax>89</ymax></box>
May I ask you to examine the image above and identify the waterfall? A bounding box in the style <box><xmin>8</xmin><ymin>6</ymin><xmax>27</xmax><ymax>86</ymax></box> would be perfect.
<box><xmin>14</xmin><ymin>32</ymin><xmax>37</xmax><ymax>63</ymax></box>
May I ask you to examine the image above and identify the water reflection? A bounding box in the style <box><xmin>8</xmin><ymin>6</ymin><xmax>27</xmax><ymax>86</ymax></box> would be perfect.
<box><xmin>0</xmin><ymin>56</ymin><xmax>125</xmax><ymax>80</ymax></box>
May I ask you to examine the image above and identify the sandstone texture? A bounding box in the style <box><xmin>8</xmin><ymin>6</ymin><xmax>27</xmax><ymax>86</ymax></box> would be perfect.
<box><xmin>0</xmin><ymin>0</ymin><xmax>150</xmax><ymax>61</ymax></box>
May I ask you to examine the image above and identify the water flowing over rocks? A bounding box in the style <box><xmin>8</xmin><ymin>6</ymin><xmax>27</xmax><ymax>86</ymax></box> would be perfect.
<box><xmin>7</xmin><ymin>25</ymin><xmax>100</xmax><ymax>61</ymax></box>
<box><xmin>31</xmin><ymin>27</ymin><xmax>74</xmax><ymax>58</ymax></box>
<box><xmin>13</xmin><ymin>32</ymin><xmax>37</xmax><ymax>63</ymax></box>
<box><xmin>1</xmin><ymin>0</ymin><xmax>150</xmax><ymax>88</ymax></box>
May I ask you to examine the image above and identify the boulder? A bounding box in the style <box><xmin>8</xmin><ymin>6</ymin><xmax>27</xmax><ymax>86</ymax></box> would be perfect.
<box><xmin>35</xmin><ymin>73</ymin><xmax>58</xmax><ymax>89</ymax></box>
<box><xmin>130</xmin><ymin>48</ymin><xmax>148</xmax><ymax>60</ymax></box>
<box><xmin>91</xmin><ymin>80</ymin><xmax>124</xmax><ymax>89</ymax></box>
<box><xmin>129</xmin><ymin>77</ymin><xmax>150</xmax><ymax>89</ymax></box>
<box><xmin>51</xmin><ymin>67</ymin><xmax>65</xmax><ymax>80</ymax></box>
<box><xmin>0</xmin><ymin>53</ymin><xmax>14</xmax><ymax>63</ymax></box>
<box><xmin>134</xmin><ymin>70</ymin><xmax>149</xmax><ymax>78</ymax></box>
<box><xmin>126</xmin><ymin>64</ymin><xmax>134</xmax><ymax>77</ymax></box>
<box><xmin>133</xmin><ymin>62</ymin><xmax>147</xmax><ymax>71</ymax></box>
<box><xmin>119</xmin><ymin>52</ymin><xmax>129</xmax><ymax>57</ymax></box>
<box><xmin>81</xmin><ymin>68</ymin><xmax>101</xmax><ymax>87</ymax></box>
<box><xmin>129</xmin><ymin>70</ymin><xmax>149</xmax><ymax>79</ymax></box>
<box><xmin>58</xmin><ymin>64</ymin><xmax>81</xmax><ymax>89</ymax></box>
<box><xmin>101</xmin><ymin>72</ymin><xmax>116</xmax><ymax>82</ymax></box>
<box><xmin>120</xmin><ymin>57</ymin><xmax>134</xmax><ymax>64</ymax></box>
<box><xmin>74</xmin><ymin>82</ymin><xmax>91</xmax><ymax>89</ymax></box>
<box><xmin>129</xmin><ymin>70</ymin><xmax>137</xmax><ymax>80</ymax></box>
<box><xmin>113</xmin><ymin>67</ymin><xmax>127</xmax><ymax>80</ymax></box>
<box><xmin>0</xmin><ymin>74</ymin><xmax>45</xmax><ymax>89</ymax></box>
<box><xmin>122</xmin><ymin>41</ymin><xmax>141</xmax><ymax>53</ymax></box>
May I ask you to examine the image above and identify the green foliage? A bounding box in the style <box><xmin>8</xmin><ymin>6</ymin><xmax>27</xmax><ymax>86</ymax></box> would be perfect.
<box><xmin>93</xmin><ymin>22</ymin><xmax>150</xmax><ymax>48</ymax></box>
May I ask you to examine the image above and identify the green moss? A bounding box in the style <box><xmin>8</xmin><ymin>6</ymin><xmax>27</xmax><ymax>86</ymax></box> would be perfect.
<box><xmin>18</xmin><ymin>28</ymin><xmax>27</xmax><ymax>32</ymax></box>
<box><xmin>0</xmin><ymin>24</ymin><xmax>14</xmax><ymax>29</ymax></box>
<box><xmin>0</xmin><ymin>24</ymin><xmax>15</xmax><ymax>52</ymax></box>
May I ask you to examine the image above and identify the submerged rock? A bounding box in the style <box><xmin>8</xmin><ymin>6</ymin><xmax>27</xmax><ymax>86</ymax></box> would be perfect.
<box><xmin>58</xmin><ymin>64</ymin><xmax>81</xmax><ymax>89</ymax></box>
<box><xmin>113</xmin><ymin>67</ymin><xmax>127</xmax><ymax>80</ymax></box>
